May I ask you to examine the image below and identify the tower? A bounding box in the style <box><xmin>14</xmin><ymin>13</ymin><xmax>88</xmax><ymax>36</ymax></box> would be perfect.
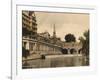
<box><xmin>52</xmin><ymin>24</ymin><xmax>57</xmax><ymax>44</ymax></box>
<box><xmin>53</xmin><ymin>24</ymin><xmax>56</xmax><ymax>38</ymax></box>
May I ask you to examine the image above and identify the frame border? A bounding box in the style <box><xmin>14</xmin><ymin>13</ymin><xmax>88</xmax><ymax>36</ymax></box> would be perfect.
<box><xmin>12</xmin><ymin>4</ymin><xmax>97</xmax><ymax>80</ymax></box>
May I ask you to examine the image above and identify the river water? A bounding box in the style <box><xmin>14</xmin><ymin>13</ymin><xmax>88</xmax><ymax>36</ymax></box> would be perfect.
<box><xmin>22</xmin><ymin>54</ymin><xmax>88</xmax><ymax>69</ymax></box>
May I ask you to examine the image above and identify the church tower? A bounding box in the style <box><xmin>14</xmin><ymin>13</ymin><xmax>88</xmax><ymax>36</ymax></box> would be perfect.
<box><xmin>53</xmin><ymin>24</ymin><xmax>56</xmax><ymax>38</ymax></box>
<box><xmin>52</xmin><ymin>24</ymin><xmax>57</xmax><ymax>44</ymax></box>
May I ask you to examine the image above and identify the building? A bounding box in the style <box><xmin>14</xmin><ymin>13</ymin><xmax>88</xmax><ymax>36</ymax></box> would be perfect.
<box><xmin>22</xmin><ymin>11</ymin><xmax>37</xmax><ymax>37</ymax></box>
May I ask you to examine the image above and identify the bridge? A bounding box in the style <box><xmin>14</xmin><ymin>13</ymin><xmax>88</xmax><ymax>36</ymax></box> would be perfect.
<box><xmin>22</xmin><ymin>37</ymin><xmax>83</xmax><ymax>55</ymax></box>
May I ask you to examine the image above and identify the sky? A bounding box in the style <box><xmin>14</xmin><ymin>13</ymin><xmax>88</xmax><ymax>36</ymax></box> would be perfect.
<box><xmin>35</xmin><ymin>11</ymin><xmax>89</xmax><ymax>42</ymax></box>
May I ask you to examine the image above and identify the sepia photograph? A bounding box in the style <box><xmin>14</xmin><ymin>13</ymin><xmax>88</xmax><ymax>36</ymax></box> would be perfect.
<box><xmin>22</xmin><ymin>10</ymin><xmax>89</xmax><ymax>69</ymax></box>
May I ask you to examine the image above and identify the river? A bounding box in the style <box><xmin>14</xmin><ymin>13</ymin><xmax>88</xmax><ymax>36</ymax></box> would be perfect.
<box><xmin>22</xmin><ymin>54</ymin><xmax>88</xmax><ymax>69</ymax></box>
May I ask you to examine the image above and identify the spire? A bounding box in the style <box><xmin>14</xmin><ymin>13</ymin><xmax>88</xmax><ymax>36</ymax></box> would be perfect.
<box><xmin>53</xmin><ymin>24</ymin><xmax>56</xmax><ymax>38</ymax></box>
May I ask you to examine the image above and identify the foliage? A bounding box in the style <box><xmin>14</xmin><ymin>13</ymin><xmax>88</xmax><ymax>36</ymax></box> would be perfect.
<box><xmin>65</xmin><ymin>33</ymin><xmax>76</xmax><ymax>42</ymax></box>
<box><xmin>79</xmin><ymin>30</ymin><xmax>89</xmax><ymax>56</ymax></box>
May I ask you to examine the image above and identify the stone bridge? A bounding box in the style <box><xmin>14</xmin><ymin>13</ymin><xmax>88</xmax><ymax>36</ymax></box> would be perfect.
<box><xmin>22</xmin><ymin>37</ymin><xmax>83</xmax><ymax>55</ymax></box>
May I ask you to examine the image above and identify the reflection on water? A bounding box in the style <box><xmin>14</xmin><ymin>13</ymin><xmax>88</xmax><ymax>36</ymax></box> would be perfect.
<box><xmin>22</xmin><ymin>55</ymin><xmax>88</xmax><ymax>69</ymax></box>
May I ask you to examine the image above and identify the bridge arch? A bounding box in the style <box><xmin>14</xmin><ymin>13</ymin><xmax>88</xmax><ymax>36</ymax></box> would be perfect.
<box><xmin>70</xmin><ymin>48</ymin><xmax>76</xmax><ymax>54</ymax></box>
<box><xmin>61</xmin><ymin>48</ymin><xmax>68</xmax><ymax>54</ymax></box>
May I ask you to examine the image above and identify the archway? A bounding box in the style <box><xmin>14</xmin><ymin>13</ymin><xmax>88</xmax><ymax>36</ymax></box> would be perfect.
<box><xmin>70</xmin><ymin>48</ymin><xmax>76</xmax><ymax>54</ymax></box>
<box><xmin>61</xmin><ymin>48</ymin><xmax>68</xmax><ymax>54</ymax></box>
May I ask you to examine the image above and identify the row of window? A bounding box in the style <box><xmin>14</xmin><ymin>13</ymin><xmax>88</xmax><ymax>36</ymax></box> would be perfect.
<box><xmin>22</xmin><ymin>13</ymin><xmax>36</xmax><ymax>23</ymax></box>
<box><xmin>22</xmin><ymin>23</ymin><xmax>30</xmax><ymax>29</ymax></box>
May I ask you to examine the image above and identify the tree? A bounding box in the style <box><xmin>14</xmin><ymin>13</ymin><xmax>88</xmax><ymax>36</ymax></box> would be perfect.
<box><xmin>79</xmin><ymin>37</ymin><xmax>84</xmax><ymax>43</ymax></box>
<box><xmin>79</xmin><ymin>30</ymin><xmax>89</xmax><ymax>65</ymax></box>
<box><xmin>65</xmin><ymin>33</ymin><xmax>76</xmax><ymax>42</ymax></box>
<box><xmin>79</xmin><ymin>30</ymin><xmax>89</xmax><ymax>56</ymax></box>
<box><xmin>83</xmin><ymin>30</ymin><xmax>89</xmax><ymax>56</ymax></box>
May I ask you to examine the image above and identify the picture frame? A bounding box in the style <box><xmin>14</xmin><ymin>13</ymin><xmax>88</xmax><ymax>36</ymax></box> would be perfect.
<box><xmin>11</xmin><ymin>1</ymin><xmax>97</xmax><ymax>80</ymax></box>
